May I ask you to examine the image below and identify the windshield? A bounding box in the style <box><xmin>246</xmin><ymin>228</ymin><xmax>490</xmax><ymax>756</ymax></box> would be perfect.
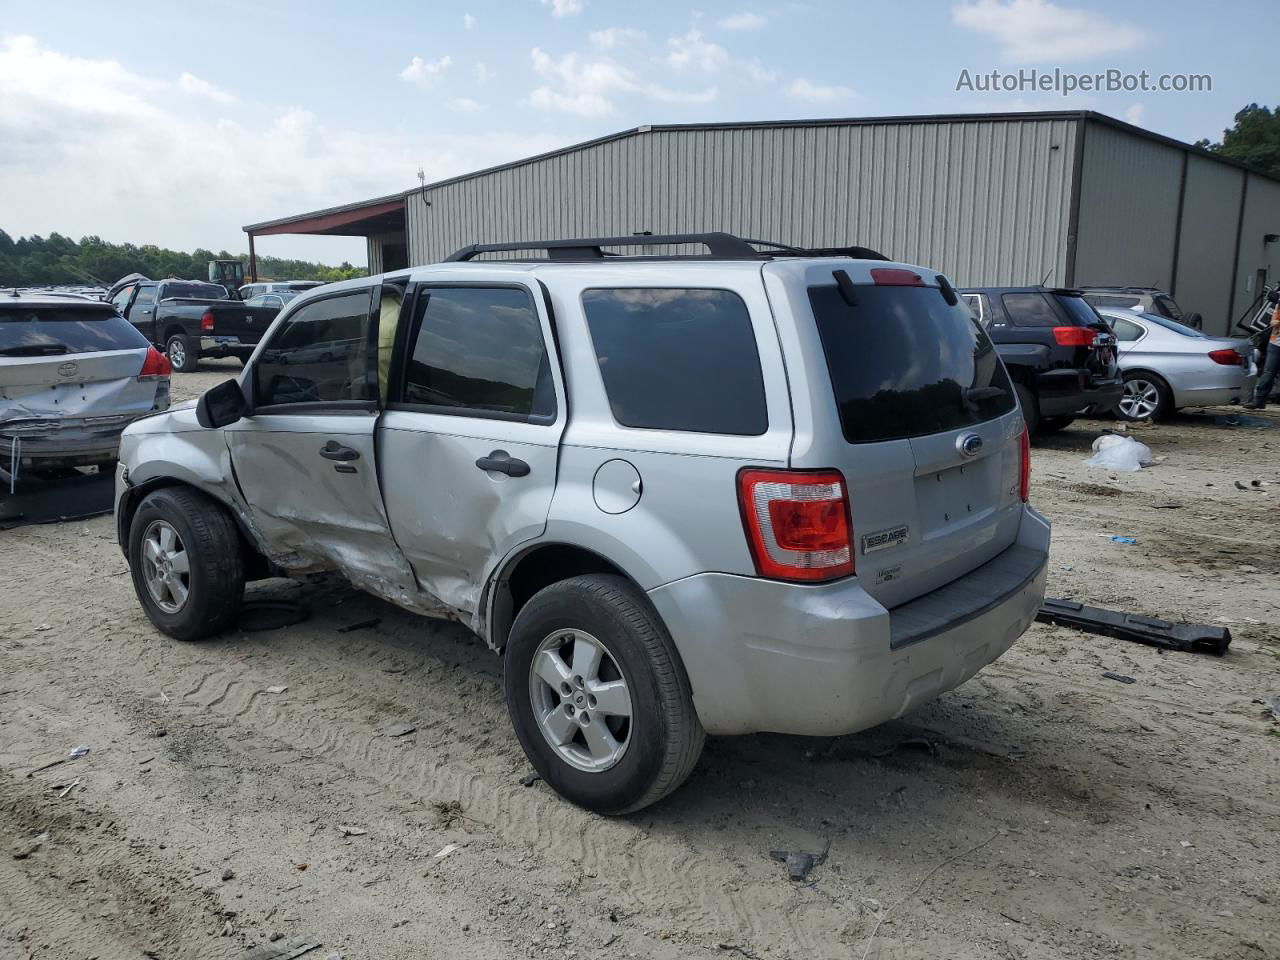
<box><xmin>162</xmin><ymin>282</ymin><xmax>228</xmax><ymax>301</ymax></box>
<box><xmin>1142</xmin><ymin>312</ymin><xmax>1207</xmax><ymax>339</ymax></box>
<box><xmin>809</xmin><ymin>283</ymin><xmax>1016</xmax><ymax>444</ymax></box>
<box><xmin>1054</xmin><ymin>293</ymin><xmax>1107</xmax><ymax>327</ymax></box>
<box><xmin>0</xmin><ymin>306</ymin><xmax>150</xmax><ymax>354</ymax></box>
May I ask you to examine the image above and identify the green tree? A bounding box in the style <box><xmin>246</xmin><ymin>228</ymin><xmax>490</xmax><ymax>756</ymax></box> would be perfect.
<box><xmin>1196</xmin><ymin>104</ymin><xmax>1280</xmax><ymax>178</ymax></box>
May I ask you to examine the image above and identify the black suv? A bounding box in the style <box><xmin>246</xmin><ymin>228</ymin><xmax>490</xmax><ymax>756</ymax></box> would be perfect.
<box><xmin>960</xmin><ymin>286</ymin><xmax>1122</xmax><ymax>435</ymax></box>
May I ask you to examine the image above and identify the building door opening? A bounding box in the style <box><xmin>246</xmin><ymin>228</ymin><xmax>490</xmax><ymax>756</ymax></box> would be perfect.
<box><xmin>383</xmin><ymin>242</ymin><xmax>409</xmax><ymax>271</ymax></box>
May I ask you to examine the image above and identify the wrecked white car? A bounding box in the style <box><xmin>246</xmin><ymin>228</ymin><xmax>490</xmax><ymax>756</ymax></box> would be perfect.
<box><xmin>1</xmin><ymin>293</ymin><xmax>172</xmax><ymax>480</ymax></box>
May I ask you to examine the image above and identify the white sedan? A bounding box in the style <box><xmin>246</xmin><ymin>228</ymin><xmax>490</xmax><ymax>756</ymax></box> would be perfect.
<box><xmin>1096</xmin><ymin>307</ymin><xmax>1256</xmax><ymax>421</ymax></box>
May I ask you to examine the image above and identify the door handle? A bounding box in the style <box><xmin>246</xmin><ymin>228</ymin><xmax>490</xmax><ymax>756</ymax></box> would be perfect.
<box><xmin>475</xmin><ymin>450</ymin><xmax>530</xmax><ymax>477</ymax></box>
<box><xmin>319</xmin><ymin>440</ymin><xmax>360</xmax><ymax>462</ymax></box>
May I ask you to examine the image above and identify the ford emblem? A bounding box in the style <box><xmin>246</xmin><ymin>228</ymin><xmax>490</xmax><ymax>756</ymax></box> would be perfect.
<box><xmin>57</xmin><ymin>361</ymin><xmax>79</xmax><ymax>379</ymax></box>
<box><xmin>957</xmin><ymin>433</ymin><xmax>983</xmax><ymax>458</ymax></box>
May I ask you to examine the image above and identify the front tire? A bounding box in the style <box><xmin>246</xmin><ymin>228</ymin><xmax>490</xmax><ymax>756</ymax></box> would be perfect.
<box><xmin>504</xmin><ymin>575</ymin><xmax>704</xmax><ymax>815</ymax></box>
<box><xmin>1116</xmin><ymin>372</ymin><xmax>1172</xmax><ymax>421</ymax></box>
<box><xmin>166</xmin><ymin>334</ymin><xmax>198</xmax><ymax>373</ymax></box>
<box><xmin>128</xmin><ymin>487</ymin><xmax>245</xmax><ymax>640</ymax></box>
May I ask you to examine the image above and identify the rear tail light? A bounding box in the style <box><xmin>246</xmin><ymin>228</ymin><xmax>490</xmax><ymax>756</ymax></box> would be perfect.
<box><xmin>138</xmin><ymin>346</ymin><xmax>172</xmax><ymax>380</ymax></box>
<box><xmin>1208</xmin><ymin>348</ymin><xmax>1245</xmax><ymax>366</ymax></box>
<box><xmin>1018</xmin><ymin>424</ymin><xmax>1031</xmax><ymax>502</ymax></box>
<box><xmin>870</xmin><ymin>268</ymin><xmax>923</xmax><ymax>286</ymax></box>
<box><xmin>737</xmin><ymin>469</ymin><xmax>854</xmax><ymax>582</ymax></box>
<box><xmin>1052</xmin><ymin>326</ymin><xmax>1097</xmax><ymax>347</ymax></box>
<box><xmin>201</xmin><ymin>309</ymin><xmax>215</xmax><ymax>332</ymax></box>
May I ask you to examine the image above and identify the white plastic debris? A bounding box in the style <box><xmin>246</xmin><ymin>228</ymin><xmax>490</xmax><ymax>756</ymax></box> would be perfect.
<box><xmin>433</xmin><ymin>843</ymin><xmax>461</xmax><ymax>859</ymax></box>
<box><xmin>1084</xmin><ymin>435</ymin><xmax>1153</xmax><ymax>472</ymax></box>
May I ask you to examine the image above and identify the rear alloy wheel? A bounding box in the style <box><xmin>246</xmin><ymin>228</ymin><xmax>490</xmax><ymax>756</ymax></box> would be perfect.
<box><xmin>166</xmin><ymin>334</ymin><xmax>198</xmax><ymax>373</ymax></box>
<box><xmin>1116</xmin><ymin>373</ymin><xmax>1171</xmax><ymax>421</ymax></box>
<box><xmin>505</xmin><ymin>574</ymin><xmax>704</xmax><ymax>815</ymax></box>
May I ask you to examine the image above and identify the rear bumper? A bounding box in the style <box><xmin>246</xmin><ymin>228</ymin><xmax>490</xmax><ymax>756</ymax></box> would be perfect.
<box><xmin>1170</xmin><ymin>374</ymin><xmax>1257</xmax><ymax>409</ymax></box>
<box><xmin>200</xmin><ymin>336</ymin><xmax>254</xmax><ymax>356</ymax></box>
<box><xmin>1036</xmin><ymin>370</ymin><xmax>1123</xmax><ymax>417</ymax></box>
<box><xmin>647</xmin><ymin>505</ymin><xmax>1050</xmax><ymax>736</ymax></box>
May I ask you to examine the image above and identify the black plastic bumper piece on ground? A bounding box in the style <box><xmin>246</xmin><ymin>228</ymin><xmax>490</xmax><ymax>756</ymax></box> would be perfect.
<box><xmin>1037</xmin><ymin>598</ymin><xmax>1232</xmax><ymax>656</ymax></box>
<box><xmin>0</xmin><ymin>470</ymin><xmax>114</xmax><ymax>530</ymax></box>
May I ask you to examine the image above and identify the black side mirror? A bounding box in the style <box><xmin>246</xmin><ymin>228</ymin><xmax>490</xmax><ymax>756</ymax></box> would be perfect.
<box><xmin>1184</xmin><ymin>312</ymin><xmax>1203</xmax><ymax>329</ymax></box>
<box><xmin>196</xmin><ymin>379</ymin><xmax>247</xmax><ymax>428</ymax></box>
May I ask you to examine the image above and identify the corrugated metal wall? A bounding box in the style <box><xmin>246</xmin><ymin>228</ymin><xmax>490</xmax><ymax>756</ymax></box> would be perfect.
<box><xmin>1073</xmin><ymin>123</ymin><xmax>1183</xmax><ymax>292</ymax></box>
<box><xmin>1232</xmin><ymin>174</ymin><xmax>1280</xmax><ymax>327</ymax></box>
<box><xmin>367</xmin><ymin>236</ymin><xmax>383</xmax><ymax>275</ymax></box>
<box><xmin>1174</xmin><ymin>155</ymin><xmax>1246</xmax><ymax>334</ymax></box>
<box><xmin>406</xmin><ymin>118</ymin><xmax>1078</xmax><ymax>287</ymax></box>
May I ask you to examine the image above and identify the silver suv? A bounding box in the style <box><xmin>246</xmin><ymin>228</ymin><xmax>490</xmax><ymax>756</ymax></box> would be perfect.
<box><xmin>114</xmin><ymin>233</ymin><xmax>1050</xmax><ymax>814</ymax></box>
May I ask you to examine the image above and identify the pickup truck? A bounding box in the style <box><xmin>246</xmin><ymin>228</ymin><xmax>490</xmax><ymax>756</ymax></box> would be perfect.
<box><xmin>108</xmin><ymin>278</ymin><xmax>282</xmax><ymax>372</ymax></box>
<box><xmin>959</xmin><ymin>286</ymin><xmax>1123</xmax><ymax>435</ymax></box>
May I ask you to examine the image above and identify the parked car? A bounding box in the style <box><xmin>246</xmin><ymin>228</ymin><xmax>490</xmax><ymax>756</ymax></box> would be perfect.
<box><xmin>109</xmin><ymin>277</ymin><xmax>284</xmax><ymax>372</ymax></box>
<box><xmin>960</xmin><ymin>286</ymin><xmax>1123</xmax><ymax>435</ymax></box>
<box><xmin>238</xmin><ymin>280</ymin><xmax>324</xmax><ymax>300</ymax></box>
<box><xmin>115</xmin><ymin>232</ymin><xmax>1050</xmax><ymax>814</ymax></box>
<box><xmin>1080</xmin><ymin>287</ymin><xmax>1201</xmax><ymax>329</ymax></box>
<box><xmin>242</xmin><ymin>291</ymin><xmax>300</xmax><ymax>311</ymax></box>
<box><xmin>1094</xmin><ymin>307</ymin><xmax>1255</xmax><ymax>420</ymax></box>
<box><xmin>1</xmin><ymin>293</ymin><xmax>170</xmax><ymax>477</ymax></box>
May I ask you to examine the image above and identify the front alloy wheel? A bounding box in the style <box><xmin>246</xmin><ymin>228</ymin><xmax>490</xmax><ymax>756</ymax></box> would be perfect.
<box><xmin>528</xmin><ymin>629</ymin><xmax>634</xmax><ymax>773</ymax></box>
<box><xmin>140</xmin><ymin>519</ymin><xmax>190</xmax><ymax>613</ymax></box>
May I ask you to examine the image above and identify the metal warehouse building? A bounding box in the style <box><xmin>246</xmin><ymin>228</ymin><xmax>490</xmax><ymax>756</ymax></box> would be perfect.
<box><xmin>244</xmin><ymin>110</ymin><xmax>1280</xmax><ymax>337</ymax></box>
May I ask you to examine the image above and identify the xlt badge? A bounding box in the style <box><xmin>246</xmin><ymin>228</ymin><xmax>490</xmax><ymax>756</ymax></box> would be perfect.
<box><xmin>861</xmin><ymin>524</ymin><xmax>909</xmax><ymax>554</ymax></box>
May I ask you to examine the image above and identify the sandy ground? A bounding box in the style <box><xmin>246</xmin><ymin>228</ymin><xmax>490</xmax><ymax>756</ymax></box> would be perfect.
<box><xmin>2</xmin><ymin>358</ymin><xmax>1278</xmax><ymax>960</ymax></box>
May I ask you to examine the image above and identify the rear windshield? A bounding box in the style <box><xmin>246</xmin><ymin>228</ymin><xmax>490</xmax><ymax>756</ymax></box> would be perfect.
<box><xmin>809</xmin><ymin>284</ymin><xmax>1016</xmax><ymax>444</ymax></box>
<box><xmin>1055</xmin><ymin>293</ymin><xmax>1106</xmax><ymax>328</ymax></box>
<box><xmin>0</xmin><ymin>306</ymin><xmax>150</xmax><ymax>355</ymax></box>
<box><xmin>1144</xmin><ymin>312</ymin><xmax>1206</xmax><ymax>338</ymax></box>
<box><xmin>161</xmin><ymin>282</ymin><xmax>227</xmax><ymax>301</ymax></box>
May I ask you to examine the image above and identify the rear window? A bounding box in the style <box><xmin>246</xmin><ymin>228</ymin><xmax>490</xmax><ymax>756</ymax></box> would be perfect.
<box><xmin>582</xmin><ymin>288</ymin><xmax>767</xmax><ymax>436</ymax></box>
<box><xmin>809</xmin><ymin>284</ymin><xmax>1016</xmax><ymax>445</ymax></box>
<box><xmin>0</xmin><ymin>306</ymin><xmax>150</xmax><ymax>355</ymax></box>
<box><xmin>1054</xmin><ymin>293</ymin><xmax>1106</xmax><ymax>327</ymax></box>
<box><xmin>161</xmin><ymin>282</ymin><xmax>227</xmax><ymax>301</ymax></box>
<box><xmin>1001</xmin><ymin>292</ymin><xmax>1058</xmax><ymax>326</ymax></box>
<box><xmin>1144</xmin><ymin>313</ymin><xmax>1206</xmax><ymax>339</ymax></box>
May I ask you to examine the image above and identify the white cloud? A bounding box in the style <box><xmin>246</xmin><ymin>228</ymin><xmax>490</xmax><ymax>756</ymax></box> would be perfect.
<box><xmin>788</xmin><ymin>78</ymin><xmax>856</xmax><ymax>102</ymax></box>
<box><xmin>399</xmin><ymin>55</ymin><xmax>452</xmax><ymax>86</ymax></box>
<box><xmin>541</xmin><ymin>0</ymin><xmax>584</xmax><ymax>16</ymax></box>
<box><xmin>178</xmin><ymin>71</ymin><xmax>236</xmax><ymax>104</ymax></box>
<box><xmin>1124</xmin><ymin>102</ymin><xmax>1145</xmax><ymax>125</ymax></box>
<box><xmin>451</xmin><ymin>97</ymin><xmax>486</xmax><ymax>112</ymax></box>
<box><xmin>463</xmin><ymin>13</ymin><xmax>476</xmax><ymax>29</ymax></box>
<box><xmin>718</xmin><ymin>11</ymin><xmax>766</xmax><ymax>30</ymax></box>
<box><xmin>474</xmin><ymin>62</ymin><xmax>490</xmax><ymax>85</ymax></box>
<box><xmin>0</xmin><ymin>35</ymin><xmax>568</xmax><ymax>260</ymax></box>
<box><xmin>951</xmin><ymin>0</ymin><xmax>1145</xmax><ymax>62</ymax></box>
<box><xmin>528</xmin><ymin>46</ymin><xmax>715</xmax><ymax>116</ymax></box>
<box><xmin>589</xmin><ymin>26</ymin><xmax>644</xmax><ymax>49</ymax></box>
<box><xmin>665</xmin><ymin>28</ymin><xmax>729</xmax><ymax>72</ymax></box>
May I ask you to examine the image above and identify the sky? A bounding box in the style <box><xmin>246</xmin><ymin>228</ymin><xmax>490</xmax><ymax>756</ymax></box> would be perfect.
<box><xmin>0</xmin><ymin>0</ymin><xmax>1273</xmax><ymax>267</ymax></box>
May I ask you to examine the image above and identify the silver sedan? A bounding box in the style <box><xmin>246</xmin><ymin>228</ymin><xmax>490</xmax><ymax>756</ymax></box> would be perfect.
<box><xmin>1096</xmin><ymin>307</ymin><xmax>1257</xmax><ymax>421</ymax></box>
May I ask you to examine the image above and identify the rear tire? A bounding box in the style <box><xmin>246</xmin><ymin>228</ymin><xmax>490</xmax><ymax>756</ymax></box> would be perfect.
<box><xmin>504</xmin><ymin>574</ymin><xmax>704</xmax><ymax>815</ymax></box>
<box><xmin>166</xmin><ymin>334</ymin><xmax>198</xmax><ymax>373</ymax></box>
<box><xmin>1015</xmin><ymin>383</ymin><xmax>1040</xmax><ymax>435</ymax></box>
<box><xmin>128</xmin><ymin>487</ymin><xmax>245</xmax><ymax>640</ymax></box>
<box><xmin>1116</xmin><ymin>372</ymin><xmax>1172</xmax><ymax>421</ymax></box>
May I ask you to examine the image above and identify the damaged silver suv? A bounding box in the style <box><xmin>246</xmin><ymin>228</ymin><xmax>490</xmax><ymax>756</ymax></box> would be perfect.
<box><xmin>115</xmin><ymin>233</ymin><xmax>1050</xmax><ymax>814</ymax></box>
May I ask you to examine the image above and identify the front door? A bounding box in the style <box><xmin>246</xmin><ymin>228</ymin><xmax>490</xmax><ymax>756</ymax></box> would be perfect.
<box><xmin>377</xmin><ymin>273</ymin><xmax>567</xmax><ymax>616</ymax></box>
<box><xmin>226</xmin><ymin>284</ymin><xmax>421</xmax><ymax>604</ymax></box>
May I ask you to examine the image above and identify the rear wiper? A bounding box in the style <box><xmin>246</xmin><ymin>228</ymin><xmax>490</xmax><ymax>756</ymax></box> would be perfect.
<box><xmin>965</xmin><ymin>386</ymin><xmax>1007</xmax><ymax>401</ymax></box>
<box><xmin>0</xmin><ymin>344</ymin><xmax>69</xmax><ymax>356</ymax></box>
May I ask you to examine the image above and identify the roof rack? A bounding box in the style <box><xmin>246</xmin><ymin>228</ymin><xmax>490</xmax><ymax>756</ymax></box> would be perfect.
<box><xmin>444</xmin><ymin>232</ymin><xmax>888</xmax><ymax>262</ymax></box>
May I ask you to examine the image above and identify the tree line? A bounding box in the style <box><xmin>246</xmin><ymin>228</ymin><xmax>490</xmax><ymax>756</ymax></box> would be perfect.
<box><xmin>0</xmin><ymin>230</ymin><xmax>367</xmax><ymax>288</ymax></box>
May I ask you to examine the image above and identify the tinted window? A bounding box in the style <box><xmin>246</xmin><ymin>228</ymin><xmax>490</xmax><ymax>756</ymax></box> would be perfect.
<box><xmin>0</xmin><ymin>306</ymin><xmax>150</xmax><ymax>354</ymax></box>
<box><xmin>402</xmin><ymin>286</ymin><xmax>552</xmax><ymax>418</ymax></box>
<box><xmin>1110</xmin><ymin>317</ymin><xmax>1144</xmax><ymax>341</ymax></box>
<box><xmin>110</xmin><ymin>284</ymin><xmax>135</xmax><ymax>313</ymax></box>
<box><xmin>254</xmin><ymin>291</ymin><xmax>374</xmax><ymax>407</ymax></box>
<box><xmin>133</xmin><ymin>285</ymin><xmax>157</xmax><ymax>309</ymax></box>
<box><xmin>809</xmin><ymin>284</ymin><xmax>1016</xmax><ymax>444</ymax></box>
<box><xmin>1084</xmin><ymin>294</ymin><xmax>1141</xmax><ymax>310</ymax></box>
<box><xmin>161</xmin><ymin>282</ymin><xmax>227</xmax><ymax>301</ymax></box>
<box><xmin>1054</xmin><ymin>294</ymin><xmax>1105</xmax><ymax>327</ymax></box>
<box><xmin>582</xmin><ymin>288</ymin><xmax>767</xmax><ymax>435</ymax></box>
<box><xmin>1143</xmin><ymin>312</ymin><xmax>1206</xmax><ymax>339</ymax></box>
<box><xmin>1155</xmin><ymin>295</ymin><xmax>1184</xmax><ymax>320</ymax></box>
<box><xmin>1001</xmin><ymin>292</ymin><xmax>1058</xmax><ymax>326</ymax></box>
<box><xmin>961</xmin><ymin>293</ymin><xmax>984</xmax><ymax>322</ymax></box>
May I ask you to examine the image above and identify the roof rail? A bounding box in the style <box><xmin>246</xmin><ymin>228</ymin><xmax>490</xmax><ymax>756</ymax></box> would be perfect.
<box><xmin>443</xmin><ymin>233</ymin><xmax>891</xmax><ymax>263</ymax></box>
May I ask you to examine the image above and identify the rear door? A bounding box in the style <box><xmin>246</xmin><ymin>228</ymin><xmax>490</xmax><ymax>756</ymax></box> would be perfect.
<box><xmin>0</xmin><ymin>305</ymin><xmax>157</xmax><ymax>422</ymax></box>
<box><xmin>377</xmin><ymin>273</ymin><xmax>566</xmax><ymax>616</ymax></box>
<box><xmin>774</xmin><ymin>263</ymin><xmax>1025</xmax><ymax>608</ymax></box>
<box><xmin>225</xmin><ymin>284</ymin><xmax>420</xmax><ymax>599</ymax></box>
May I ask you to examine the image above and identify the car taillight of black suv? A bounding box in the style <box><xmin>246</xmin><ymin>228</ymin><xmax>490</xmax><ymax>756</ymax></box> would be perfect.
<box><xmin>959</xmin><ymin>286</ymin><xmax>1122</xmax><ymax>435</ymax></box>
